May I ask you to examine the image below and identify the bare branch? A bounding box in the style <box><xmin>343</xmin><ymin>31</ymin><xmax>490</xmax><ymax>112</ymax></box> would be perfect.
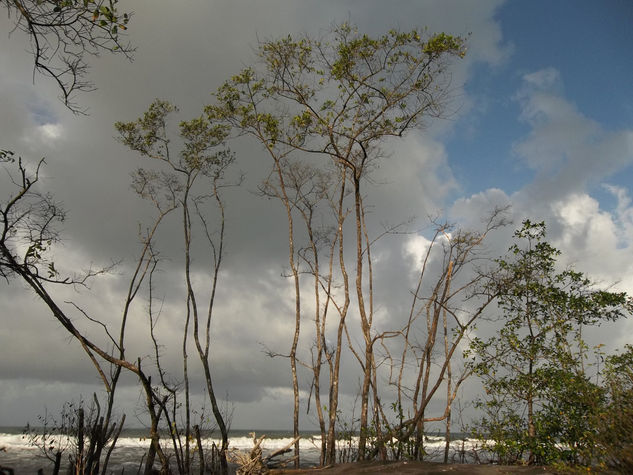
<box><xmin>4</xmin><ymin>0</ymin><xmax>134</xmax><ymax>113</ymax></box>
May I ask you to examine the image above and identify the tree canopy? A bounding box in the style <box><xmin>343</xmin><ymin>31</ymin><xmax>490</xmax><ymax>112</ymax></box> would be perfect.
<box><xmin>468</xmin><ymin>220</ymin><xmax>632</xmax><ymax>466</ymax></box>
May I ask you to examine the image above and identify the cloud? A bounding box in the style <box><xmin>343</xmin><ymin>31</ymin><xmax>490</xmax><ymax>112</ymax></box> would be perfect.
<box><xmin>38</xmin><ymin>123</ymin><xmax>64</xmax><ymax>140</ymax></box>
<box><xmin>450</xmin><ymin>188</ymin><xmax>513</xmax><ymax>227</ymax></box>
<box><xmin>446</xmin><ymin>68</ymin><xmax>633</xmax><ymax>356</ymax></box>
<box><xmin>603</xmin><ymin>184</ymin><xmax>633</xmax><ymax>246</ymax></box>
<box><xmin>546</xmin><ymin>191</ymin><xmax>633</xmax><ymax>293</ymax></box>
<box><xmin>1</xmin><ymin>0</ymin><xmax>567</xmax><ymax>430</ymax></box>
<box><xmin>367</xmin><ymin>134</ymin><xmax>459</xmax><ymax>226</ymax></box>
<box><xmin>512</xmin><ymin>69</ymin><xmax>633</xmax><ymax>205</ymax></box>
<box><xmin>510</xmin><ymin>70</ymin><xmax>633</xmax><ymax>237</ymax></box>
<box><xmin>403</xmin><ymin>235</ymin><xmax>433</xmax><ymax>268</ymax></box>
<box><xmin>445</xmin><ymin>186</ymin><xmax>633</xmax><ymax>355</ymax></box>
<box><xmin>548</xmin><ymin>191</ymin><xmax>633</xmax><ymax>351</ymax></box>
<box><xmin>521</xmin><ymin>67</ymin><xmax>562</xmax><ymax>91</ymax></box>
<box><xmin>2</xmin><ymin>2</ymin><xmax>630</xmax><ymax>434</ymax></box>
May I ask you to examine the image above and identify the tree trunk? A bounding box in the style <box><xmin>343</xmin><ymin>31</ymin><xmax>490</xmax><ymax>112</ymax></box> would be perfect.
<box><xmin>353</xmin><ymin>174</ymin><xmax>371</xmax><ymax>460</ymax></box>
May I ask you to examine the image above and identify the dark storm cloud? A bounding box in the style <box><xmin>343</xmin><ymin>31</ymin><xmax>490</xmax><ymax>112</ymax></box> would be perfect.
<box><xmin>1</xmin><ymin>0</ymin><xmax>514</xmax><ymax>427</ymax></box>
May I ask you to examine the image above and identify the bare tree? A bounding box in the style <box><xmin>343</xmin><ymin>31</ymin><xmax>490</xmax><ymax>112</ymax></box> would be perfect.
<box><xmin>0</xmin><ymin>151</ymin><xmax>141</xmax><ymax>474</ymax></box>
<box><xmin>379</xmin><ymin>210</ymin><xmax>509</xmax><ymax>460</ymax></box>
<box><xmin>1</xmin><ymin>96</ymin><xmax>236</xmax><ymax>474</ymax></box>
<box><xmin>0</xmin><ymin>148</ymin><xmax>188</xmax><ymax>473</ymax></box>
<box><xmin>257</xmin><ymin>158</ymin><xmax>327</xmax><ymax>467</ymax></box>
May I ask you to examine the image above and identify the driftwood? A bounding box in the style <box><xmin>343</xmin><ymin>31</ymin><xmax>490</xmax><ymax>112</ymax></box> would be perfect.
<box><xmin>229</xmin><ymin>432</ymin><xmax>301</xmax><ymax>474</ymax></box>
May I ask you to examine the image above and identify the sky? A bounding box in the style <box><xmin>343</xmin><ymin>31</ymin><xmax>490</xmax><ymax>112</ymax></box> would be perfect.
<box><xmin>1</xmin><ymin>0</ymin><xmax>633</xmax><ymax>431</ymax></box>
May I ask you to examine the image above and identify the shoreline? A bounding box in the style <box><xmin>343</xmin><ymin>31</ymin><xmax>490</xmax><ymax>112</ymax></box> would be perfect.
<box><xmin>271</xmin><ymin>460</ymin><xmax>611</xmax><ymax>474</ymax></box>
<box><xmin>0</xmin><ymin>455</ymin><xmax>621</xmax><ymax>474</ymax></box>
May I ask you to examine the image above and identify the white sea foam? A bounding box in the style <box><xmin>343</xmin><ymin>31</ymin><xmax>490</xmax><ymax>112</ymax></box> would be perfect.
<box><xmin>0</xmin><ymin>428</ymin><xmax>485</xmax><ymax>472</ymax></box>
<box><xmin>0</xmin><ymin>430</ymin><xmax>477</xmax><ymax>451</ymax></box>
<box><xmin>0</xmin><ymin>432</ymin><xmax>37</xmax><ymax>450</ymax></box>
<box><xmin>225</xmin><ymin>434</ymin><xmax>322</xmax><ymax>451</ymax></box>
<box><xmin>0</xmin><ymin>431</ymin><xmax>323</xmax><ymax>452</ymax></box>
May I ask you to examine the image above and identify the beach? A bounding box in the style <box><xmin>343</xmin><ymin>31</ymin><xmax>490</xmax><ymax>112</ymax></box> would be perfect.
<box><xmin>1</xmin><ymin>428</ymin><xmax>617</xmax><ymax>474</ymax></box>
<box><xmin>272</xmin><ymin>461</ymin><xmax>578</xmax><ymax>474</ymax></box>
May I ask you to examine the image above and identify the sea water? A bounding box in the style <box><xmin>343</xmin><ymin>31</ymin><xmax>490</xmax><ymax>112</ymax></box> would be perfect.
<box><xmin>0</xmin><ymin>428</ymin><xmax>322</xmax><ymax>473</ymax></box>
<box><xmin>0</xmin><ymin>427</ymin><xmax>479</xmax><ymax>474</ymax></box>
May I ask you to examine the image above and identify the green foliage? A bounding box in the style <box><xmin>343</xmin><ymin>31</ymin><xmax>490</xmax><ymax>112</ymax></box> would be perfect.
<box><xmin>114</xmin><ymin>99</ymin><xmax>237</xmax><ymax>473</ymax></box>
<box><xmin>206</xmin><ymin>22</ymin><xmax>466</xmax><ymax>167</ymax></box>
<box><xmin>470</xmin><ymin>399</ymin><xmax>531</xmax><ymax>465</ymax></box>
<box><xmin>468</xmin><ymin>220</ymin><xmax>631</xmax><ymax>466</ymax></box>
<box><xmin>536</xmin><ymin>370</ymin><xmax>604</xmax><ymax>465</ymax></box>
<box><xmin>594</xmin><ymin>345</ymin><xmax>633</xmax><ymax>471</ymax></box>
<box><xmin>115</xmin><ymin>99</ymin><xmax>233</xmax><ymax>179</ymax></box>
<box><xmin>384</xmin><ymin>402</ymin><xmax>418</xmax><ymax>460</ymax></box>
<box><xmin>334</xmin><ymin>412</ymin><xmax>359</xmax><ymax>463</ymax></box>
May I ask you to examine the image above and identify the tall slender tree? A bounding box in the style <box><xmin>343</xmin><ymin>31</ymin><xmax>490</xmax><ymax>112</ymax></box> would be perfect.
<box><xmin>208</xmin><ymin>23</ymin><xmax>466</xmax><ymax>462</ymax></box>
<box><xmin>116</xmin><ymin>99</ymin><xmax>237</xmax><ymax>473</ymax></box>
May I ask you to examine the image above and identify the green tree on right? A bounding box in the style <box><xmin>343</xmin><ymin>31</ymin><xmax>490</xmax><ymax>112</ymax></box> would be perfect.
<box><xmin>467</xmin><ymin>220</ymin><xmax>632</xmax><ymax>467</ymax></box>
<box><xmin>596</xmin><ymin>343</ymin><xmax>633</xmax><ymax>471</ymax></box>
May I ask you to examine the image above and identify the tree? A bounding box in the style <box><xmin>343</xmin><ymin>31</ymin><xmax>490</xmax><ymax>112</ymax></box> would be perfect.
<box><xmin>2</xmin><ymin>0</ymin><xmax>133</xmax><ymax>112</ymax></box>
<box><xmin>595</xmin><ymin>344</ymin><xmax>633</xmax><ymax>471</ymax></box>
<box><xmin>258</xmin><ymin>158</ymin><xmax>340</xmax><ymax>466</ymax></box>
<box><xmin>1</xmin><ymin>2</ymin><xmax>136</xmax><ymax>471</ymax></box>
<box><xmin>0</xmin><ymin>150</ymin><xmax>135</xmax><ymax>474</ymax></box>
<box><xmin>115</xmin><ymin>99</ymin><xmax>237</xmax><ymax>474</ymax></box>
<box><xmin>207</xmin><ymin>22</ymin><xmax>466</xmax><ymax>463</ymax></box>
<box><xmin>380</xmin><ymin>210</ymin><xmax>508</xmax><ymax>461</ymax></box>
<box><xmin>1</xmin><ymin>97</ymin><xmax>237</xmax><ymax>474</ymax></box>
<box><xmin>468</xmin><ymin>220</ymin><xmax>631</xmax><ymax>465</ymax></box>
<box><xmin>24</xmin><ymin>397</ymin><xmax>126</xmax><ymax>475</ymax></box>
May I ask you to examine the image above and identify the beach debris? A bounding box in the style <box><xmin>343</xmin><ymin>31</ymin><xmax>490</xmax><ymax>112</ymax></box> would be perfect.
<box><xmin>229</xmin><ymin>432</ymin><xmax>301</xmax><ymax>474</ymax></box>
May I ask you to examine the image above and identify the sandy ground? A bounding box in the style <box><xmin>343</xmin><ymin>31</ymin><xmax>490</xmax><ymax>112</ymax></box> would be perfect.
<box><xmin>269</xmin><ymin>461</ymin><xmax>562</xmax><ymax>474</ymax></box>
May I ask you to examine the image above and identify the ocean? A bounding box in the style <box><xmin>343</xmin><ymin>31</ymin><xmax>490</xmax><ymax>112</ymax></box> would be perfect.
<box><xmin>0</xmin><ymin>427</ymin><xmax>477</xmax><ymax>474</ymax></box>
